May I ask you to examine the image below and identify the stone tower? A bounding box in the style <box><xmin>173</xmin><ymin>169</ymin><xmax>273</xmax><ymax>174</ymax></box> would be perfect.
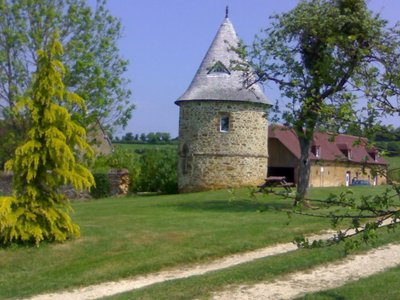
<box><xmin>175</xmin><ymin>11</ymin><xmax>270</xmax><ymax>192</ymax></box>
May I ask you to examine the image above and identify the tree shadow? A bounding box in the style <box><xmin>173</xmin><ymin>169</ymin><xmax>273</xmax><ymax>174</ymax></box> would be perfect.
<box><xmin>300</xmin><ymin>291</ymin><xmax>347</xmax><ymax>300</ymax></box>
<box><xmin>169</xmin><ymin>199</ymin><xmax>293</xmax><ymax>213</ymax></box>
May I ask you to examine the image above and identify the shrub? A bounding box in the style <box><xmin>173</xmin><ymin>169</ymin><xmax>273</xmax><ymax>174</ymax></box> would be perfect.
<box><xmin>387</xmin><ymin>142</ymin><xmax>400</xmax><ymax>156</ymax></box>
<box><xmin>90</xmin><ymin>173</ymin><xmax>111</xmax><ymax>199</ymax></box>
<box><xmin>92</xmin><ymin>148</ymin><xmax>140</xmax><ymax>194</ymax></box>
<box><xmin>91</xmin><ymin>147</ymin><xmax>178</xmax><ymax>195</ymax></box>
<box><xmin>133</xmin><ymin>149</ymin><xmax>178</xmax><ymax>194</ymax></box>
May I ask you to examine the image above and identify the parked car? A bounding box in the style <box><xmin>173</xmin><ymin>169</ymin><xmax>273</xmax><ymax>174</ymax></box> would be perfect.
<box><xmin>351</xmin><ymin>179</ymin><xmax>371</xmax><ymax>186</ymax></box>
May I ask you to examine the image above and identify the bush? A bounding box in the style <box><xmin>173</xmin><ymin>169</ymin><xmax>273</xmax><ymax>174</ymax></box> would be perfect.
<box><xmin>133</xmin><ymin>149</ymin><xmax>178</xmax><ymax>194</ymax></box>
<box><xmin>387</xmin><ymin>142</ymin><xmax>400</xmax><ymax>156</ymax></box>
<box><xmin>0</xmin><ymin>195</ymin><xmax>80</xmax><ymax>246</ymax></box>
<box><xmin>91</xmin><ymin>147</ymin><xmax>178</xmax><ymax>195</ymax></box>
<box><xmin>92</xmin><ymin>148</ymin><xmax>140</xmax><ymax>194</ymax></box>
<box><xmin>90</xmin><ymin>173</ymin><xmax>111</xmax><ymax>199</ymax></box>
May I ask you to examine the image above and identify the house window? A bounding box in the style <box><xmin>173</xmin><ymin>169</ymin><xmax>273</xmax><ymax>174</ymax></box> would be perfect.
<box><xmin>347</xmin><ymin>150</ymin><xmax>352</xmax><ymax>160</ymax></box>
<box><xmin>220</xmin><ymin>114</ymin><xmax>230</xmax><ymax>132</ymax></box>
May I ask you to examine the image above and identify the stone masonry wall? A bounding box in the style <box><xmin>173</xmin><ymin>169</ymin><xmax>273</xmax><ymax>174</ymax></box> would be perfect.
<box><xmin>0</xmin><ymin>173</ymin><xmax>12</xmax><ymax>196</ymax></box>
<box><xmin>309</xmin><ymin>163</ymin><xmax>387</xmax><ymax>187</ymax></box>
<box><xmin>177</xmin><ymin>101</ymin><xmax>269</xmax><ymax>192</ymax></box>
<box><xmin>0</xmin><ymin>170</ymin><xmax>129</xmax><ymax>199</ymax></box>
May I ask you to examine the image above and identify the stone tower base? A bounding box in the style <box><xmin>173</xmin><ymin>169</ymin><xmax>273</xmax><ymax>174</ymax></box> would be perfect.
<box><xmin>179</xmin><ymin>155</ymin><xmax>268</xmax><ymax>193</ymax></box>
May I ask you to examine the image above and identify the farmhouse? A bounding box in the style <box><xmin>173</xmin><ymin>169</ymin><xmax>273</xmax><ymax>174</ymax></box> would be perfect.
<box><xmin>268</xmin><ymin>125</ymin><xmax>388</xmax><ymax>187</ymax></box>
<box><xmin>87</xmin><ymin>119</ymin><xmax>114</xmax><ymax>156</ymax></box>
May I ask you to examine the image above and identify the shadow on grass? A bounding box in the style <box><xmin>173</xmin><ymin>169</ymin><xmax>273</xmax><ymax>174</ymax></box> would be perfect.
<box><xmin>301</xmin><ymin>291</ymin><xmax>347</xmax><ymax>299</ymax></box>
<box><xmin>169</xmin><ymin>199</ymin><xmax>293</xmax><ymax>213</ymax></box>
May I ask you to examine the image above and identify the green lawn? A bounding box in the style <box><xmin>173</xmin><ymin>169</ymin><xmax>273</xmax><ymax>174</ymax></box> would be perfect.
<box><xmin>385</xmin><ymin>155</ymin><xmax>400</xmax><ymax>170</ymax></box>
<box><xmin>0</xmin><ymin>186</ymin><xmax>398</xmax><ymax>299</ymax></box>
<box><xmin>385</xmin><ymin>155</ymin><xmax>400</xmax><ymax>181</ymax></box>
<box><xmin>107</xmin><ymin>228</ymin><xmax>400</xmax><ymax>300</ymax></box>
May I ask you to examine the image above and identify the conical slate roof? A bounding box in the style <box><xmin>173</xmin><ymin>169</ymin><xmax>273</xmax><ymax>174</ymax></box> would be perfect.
<box><xmin>176</xmin><ymin>16</ymin><xmax>270</xmax><ymax>105</ymax></box>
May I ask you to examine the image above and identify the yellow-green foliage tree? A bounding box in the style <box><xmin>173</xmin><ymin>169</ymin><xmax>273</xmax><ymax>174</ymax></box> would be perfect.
<box><xmin>0</xmin><ymin>32</ymin><xmax>95</xmax><ymax>246</ymax></box>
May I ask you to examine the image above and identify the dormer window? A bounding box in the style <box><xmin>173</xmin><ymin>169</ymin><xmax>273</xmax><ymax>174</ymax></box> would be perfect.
<box><xmin>208</xmin><ymin>61</ymin><xmax>231</xmax><ymax>75</ymax></box>
<box><xmin>312</xmin><ymin>145</ymin><xmax>321</xmax><ymax>158</ymax></box>
<box><xmin>347</xmin><ymin>149</ymin><xmax>352</xmax><ymax>160</ymax></box>
<box><xmin>369</xmin><ymin>151</ymin><xmax>379</xmax><ymax>162</ymax></box>
<box><xmin>220</xmin><ymin>114</ymin><xmax>230</xmax><ymax>132</ymax></box>
<box><xmin>337</xmin><ymin>144</ymin><xmax>352</xmax><ymax>160</ymax></box>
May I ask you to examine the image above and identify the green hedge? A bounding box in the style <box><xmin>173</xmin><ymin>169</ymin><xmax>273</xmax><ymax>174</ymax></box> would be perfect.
<box><xmin>90</xmin><ymin>173</ymin><xmax>111</xmax><ymax>199</ymax></box>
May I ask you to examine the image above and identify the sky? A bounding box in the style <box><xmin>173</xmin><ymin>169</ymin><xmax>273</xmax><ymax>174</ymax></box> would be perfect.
<box><xmin>100</xmin><ymin>0</ymin><xmax>400</xmax><ymax>137</ymax></box>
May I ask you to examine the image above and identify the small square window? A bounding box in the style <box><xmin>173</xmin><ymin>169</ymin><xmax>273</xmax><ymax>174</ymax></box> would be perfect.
<box><xmin>220</xmin><ymin>115</ymin><xmax>230</xmax><ymax>132</ymax></box>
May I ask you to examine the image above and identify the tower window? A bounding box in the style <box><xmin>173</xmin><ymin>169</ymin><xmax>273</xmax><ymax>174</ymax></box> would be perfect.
<box><xmin>207</xmin><ymin>61</ymin><xmax>231</xmax><ymax>75</ymax></box>
<box><xmin>220</xmin><ymin>114</ymin><xmax>230</xmax><ymax>132</ymax></box>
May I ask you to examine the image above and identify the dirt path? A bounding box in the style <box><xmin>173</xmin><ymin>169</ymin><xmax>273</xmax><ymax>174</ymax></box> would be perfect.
<box><xmin>28</xmin><ymin>232</ymin><xmax>335</xmax><ymax>300</ymax></box>
<box><xmin>213</xmin><ymin>243</ymin><xmax>400</xmax><ymax>300</ymax></box>
<box><xmin>27</xmin><ymin>228</ymin><xmax>398</xmax><ymax>300</ymax></box>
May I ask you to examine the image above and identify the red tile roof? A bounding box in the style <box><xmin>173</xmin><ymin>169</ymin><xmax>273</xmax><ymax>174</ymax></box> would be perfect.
<box><xmin>269</xmin><ymin>125</ymin><xmax>387</xmax><ymax>165</ymax></box>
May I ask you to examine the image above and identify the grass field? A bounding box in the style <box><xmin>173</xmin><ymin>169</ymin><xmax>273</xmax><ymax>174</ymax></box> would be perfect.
<box><xmin>385</xmin><ymin>155</ymin><xmax>400</xmax><ymax>181</ymax></box>
<box><xmin>386</xmin><ymin>155</ymin><xmax>400</xmax><ymax>170</ymax></box>
<box><xmin>114</xmin><ymin>143</ymin><xmax>177</xmax><ymax>152</ymax></box>
<box><xmin>1</xmin><ymin>186</ymin><xmax>399</xmax><ymax>299</ymax></box>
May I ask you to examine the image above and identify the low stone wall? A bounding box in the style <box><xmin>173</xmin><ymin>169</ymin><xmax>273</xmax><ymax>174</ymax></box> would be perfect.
<box><xmin>109</xmin><ymin>169</ymin><xmax>129</xmax><ymax>196</ymax></box>
<box><xmin>0</xmin><ymin>172</ymin><xmax>12</xmax><ymax>196</ymax></box>
<box><xmin>0</xmin><ymin>170</ymin><xmax>129</xmax><ymax>199</ymax></box>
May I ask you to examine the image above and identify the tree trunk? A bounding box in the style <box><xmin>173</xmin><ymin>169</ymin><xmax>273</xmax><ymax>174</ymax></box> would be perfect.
<box><xmin>294</xmin><ymin>132</ymin><xmax>313</xmax><ymax>207</ymax></box>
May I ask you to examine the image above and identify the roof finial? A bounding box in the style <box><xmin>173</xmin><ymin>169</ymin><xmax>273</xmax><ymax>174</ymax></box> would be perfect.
<box><xmin>225</xmin><ymin>6</ymin><xmax>229</xmax><ymax>18</ymax></box>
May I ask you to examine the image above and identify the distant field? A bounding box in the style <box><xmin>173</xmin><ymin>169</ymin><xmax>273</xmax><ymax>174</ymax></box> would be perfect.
<box><xmin>385</xmin><ymin>155</ymin><xmax>400</xmax><ymax>170</ymax></box>
<box><xmin>384</xmin><ymin>156</ymin><xmax>400</xmax><ymax>181</ymax></box>
<box><xmin>114</xmin><ymin>143</ymin><xmax>177</xmax><ymax>152</ymax></box>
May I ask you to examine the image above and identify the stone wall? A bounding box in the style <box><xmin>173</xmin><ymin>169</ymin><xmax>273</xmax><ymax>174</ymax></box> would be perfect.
<box><xmin>0</xmin><ymin>170</ymin><xmax>129</xmax><ymax>199</ymax></box>
<box><xmin>309</xmin><ymin>163</ymin><xmax>387</xmax><ymax>187</ymax></box>
<box><xmin>108</xmin><ymin>169</ymin><xmax>129</xmax><ymax>196</ymax></box>
<box><xmin>177</xmin><ymin>100</ymin><xmax>269</xmax><ymax>192</ymax></box>
<box><xmin>0</xmin><ymin>172</ymin><xmax>12</xmax><ymax>196</ymax></box>
<box><xmin>267</xmin><ymin>139</ymin><xmax>387</xmax><ymax>187</ymax></box>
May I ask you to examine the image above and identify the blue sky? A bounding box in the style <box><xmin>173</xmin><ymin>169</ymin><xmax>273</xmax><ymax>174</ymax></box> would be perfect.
<box><xmin>102</xmin><ymin>0</ymin><xmax>399</xmax><ymax>137</ymax></box>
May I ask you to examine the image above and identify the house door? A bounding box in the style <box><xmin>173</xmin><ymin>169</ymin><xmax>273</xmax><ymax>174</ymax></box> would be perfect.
<box><xmin>345</xmin><ymin>171</ymin><xmax>351</xmax><ymax>187</ymax></box>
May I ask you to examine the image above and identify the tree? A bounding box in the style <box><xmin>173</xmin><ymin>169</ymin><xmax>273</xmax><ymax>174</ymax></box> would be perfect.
<box><xmin>160</xmin><ymin>132</ymin><xmax>171</xmax><ymax>143</ymax></box>
<box><xmin>0</xmin><ymin>32</ymin><xmax>95</xmax><ymax>246</ymax></box>
<box><xmin>244</xmin><ymin>0</ymin><xmax>390</xmax><ymax>205</ymax></box>
<box><xmin>122</xmin><ymin>132</ymin><xmax>134</xmax><ymax>142</ymax></box>
<box><xmin>387</xmin><ymin>141</ymin><xmax>400</xmax><ymax>156</ymax></box>
<box><xmin>140</xmin><ymin>133</ymin><xmax>147</xmax><ymax>142</ymax></box>
<box><xmin>0</xmin><ymin>0</ymin><xmax>134</xmax><ymax>163</ymax></box>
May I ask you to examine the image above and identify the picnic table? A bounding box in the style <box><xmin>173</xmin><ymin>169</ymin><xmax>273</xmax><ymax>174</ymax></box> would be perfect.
<box><xmin>257</xmin><ymin>176</ymin><xmax>294</xmax><ymax>192</ymax></box>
